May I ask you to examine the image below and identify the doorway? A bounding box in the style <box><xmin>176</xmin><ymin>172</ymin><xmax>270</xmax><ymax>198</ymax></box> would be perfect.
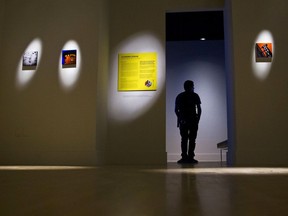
<box><xmin>165</xmin><ymin>11</ymin><xmax>228</xmax><ymax>163</ymax></box>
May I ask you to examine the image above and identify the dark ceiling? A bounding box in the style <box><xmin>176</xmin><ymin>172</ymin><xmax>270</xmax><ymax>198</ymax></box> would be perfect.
<box><xmin>166</xmin><ymin>11</ymin><xmax>224</xmax><ymax>41</ymax></box>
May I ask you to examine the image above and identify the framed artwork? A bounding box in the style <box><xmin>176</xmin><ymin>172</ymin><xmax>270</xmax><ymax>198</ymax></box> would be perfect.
<box><xmin>255</xmin><ymin>43</ymin><xmax>272</xmax><ymax>62</ymax></box>
<box><xmin>62</xmin><ymin>50</ymin><xmax>77</xmax><ymax>67</ymax></box>
<box><xmin>22</xmin><ymin>51</ymin><xmax>38</xmax><ymax>70</ymax></box>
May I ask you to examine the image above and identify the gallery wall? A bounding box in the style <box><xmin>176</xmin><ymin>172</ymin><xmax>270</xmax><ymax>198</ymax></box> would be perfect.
<box><xmin>0</xmin><ymin>0</ymin><xmax>226</xmax><ymax>165</ymax></box>
<box><xmin>106</xmin><ymin>0</ymin><xmax>225</xmax><ymax>164</ymax></box>
<box><xmin>106</xmin><ymin>0</ymin><xmax>166</xmax><ymax>164</ymax></box>
<box><xmin>166</xmin><ymin>40</ymin><xmax>227</xmax><ymax>162</ymax></box>
<box><xmin>227</xmin><ymin>0</ymin><xmax>288</xmax><ymax>166</ymax></box>
<box><xmin>0</xmin><ymin>0</ymin><xmax>104</xmax><ymax>165</ymax></box>
<box><xmin>0</xmin><ymin>0</ymin><xmax>4</xmax><ymax>38</ymax></box>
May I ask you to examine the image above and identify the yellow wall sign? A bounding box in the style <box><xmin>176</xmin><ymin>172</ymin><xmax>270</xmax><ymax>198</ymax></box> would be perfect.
<box><xmin>118</xmin><ymin>52</ymin><xmax>157</xmax><ymax>91</ymax></box>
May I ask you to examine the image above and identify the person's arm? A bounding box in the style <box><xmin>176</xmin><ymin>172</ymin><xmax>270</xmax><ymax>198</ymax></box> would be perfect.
<box><xmin>175</xmin><ymin>96</ymin><xmax>180</xmax><ymax>117</ymax></box>
<box><xmin>196</xmin><ymin>103</ymin><xmax>202</xmax><ymax>121</ymax></box>
<box><xmin>175</xmin><ymin>97</ymin><xmax>181</xmax><ymax>127</ymax></box>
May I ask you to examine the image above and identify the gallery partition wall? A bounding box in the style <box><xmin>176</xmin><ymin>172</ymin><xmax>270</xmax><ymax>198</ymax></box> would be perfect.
<box><xmin>166</xmin><ymin>11</ymin><xmax>228</xmax><ymax>162</ymax></box>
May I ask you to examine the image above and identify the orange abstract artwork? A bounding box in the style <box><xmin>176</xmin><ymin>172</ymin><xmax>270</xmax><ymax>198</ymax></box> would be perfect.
<box><xmin>62</xmin><ymin>50</ymin><xmax>77</xmax><ymax>66</ymax></box>
<box><xmin>255</xmin><ymin>43</ymin><xmax>272</xmax><ymax>62</ymax></box>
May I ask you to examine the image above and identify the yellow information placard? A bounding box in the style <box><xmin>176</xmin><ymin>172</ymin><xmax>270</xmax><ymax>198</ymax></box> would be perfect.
<box><xmin>118</xmin><ymin>52</ymin><xmax>157</xmax><ymax>91</ymax></box>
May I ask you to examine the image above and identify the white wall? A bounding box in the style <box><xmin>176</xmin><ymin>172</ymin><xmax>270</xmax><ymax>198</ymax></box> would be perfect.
<box><xmin>166</xmin><ymin>41</ymin><xmax>227</xmax><ymax>162</ymax></box>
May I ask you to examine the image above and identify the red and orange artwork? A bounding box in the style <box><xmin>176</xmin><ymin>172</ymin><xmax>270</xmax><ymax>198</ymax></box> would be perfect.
<box><xmin>62</xmin><ymin>50</ymin><xmax>77</xmax><ymax>65</ymax></box>
<box><xmin>256</xmin><ymin>43</ymin><xmax>272</xmax><ymax>57</ymax></box>
<box><xmin>255</xmin><ymin>43</ymin><xmax>272</xmax><ymax>62</ymax></box>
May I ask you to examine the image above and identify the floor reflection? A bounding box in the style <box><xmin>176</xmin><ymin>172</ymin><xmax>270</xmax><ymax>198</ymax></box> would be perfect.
<box><xmin>0</xmin><ymin>163</ymin><xmax>288</xmax><ymax>216</ymax></box>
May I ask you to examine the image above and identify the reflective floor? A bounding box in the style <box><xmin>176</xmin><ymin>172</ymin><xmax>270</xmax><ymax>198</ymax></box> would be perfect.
<box><xmin>1</xmin><ymin>163</ymin><xmax>288</xmax><ymax>216</ymax></box>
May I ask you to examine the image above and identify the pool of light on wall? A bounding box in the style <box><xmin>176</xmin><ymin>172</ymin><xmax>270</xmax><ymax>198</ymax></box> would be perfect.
<box><xmin>58</xmin><ymin>40</ymin><xmax>82</xmax><ymax>91</ymax></box>
<box><xmin>109</xmin><ymin>32</ymin><xmax>164</xmax><ymax>122</ymax></box>
<box><xmin>16</xmin><ymin>38</ymin><xmax>43</xmax><ymax>89</ymax></box>
<box><xmin>252</xmin><ymin>30</ymin><xmax>274</xmax><ymax>80</ymax></box>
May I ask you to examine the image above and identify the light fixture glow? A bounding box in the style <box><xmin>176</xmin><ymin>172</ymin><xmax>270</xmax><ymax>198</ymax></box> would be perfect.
<box><xmin>200</xmin><ymin>38</ymin><xmax>206</xmax><ymax>41</ymax></box>
<box><xmin>58</xmin><ymin>40</ymin><xmax>82</xmax><ymax>91</ymax></box>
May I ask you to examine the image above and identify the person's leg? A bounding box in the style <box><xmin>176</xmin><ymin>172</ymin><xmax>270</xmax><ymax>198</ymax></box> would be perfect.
<box><xmin>179</xmin><ymin>124</ymin><xmax>189</xmax><ymax>160</ymax></box>
<box><xmin>188</xmin><ymin>123</ymin><xmax>199</xmax><ymax>161</ymax></box>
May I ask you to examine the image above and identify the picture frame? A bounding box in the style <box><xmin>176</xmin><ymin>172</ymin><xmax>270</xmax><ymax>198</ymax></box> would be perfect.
<box><xmin>62</xmin><ymin>49</ymin><xmax>77</xmax><ymax>68</ymax></box>
<box><xmin>22</xmin><ymin>51</ymin><xmax>38</xmax><ymax>70</ymax></box>
<box><xmin>255</xmin><ymin>43</ymin><xmax>272</xmax><ymax>62</ymax></box>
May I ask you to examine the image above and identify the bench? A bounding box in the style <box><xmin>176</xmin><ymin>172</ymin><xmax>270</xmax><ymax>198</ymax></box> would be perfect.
<box><xmin>217</xmin><ymin>140</ymin><xmax>228</xmax><ymax>165</ymax></box>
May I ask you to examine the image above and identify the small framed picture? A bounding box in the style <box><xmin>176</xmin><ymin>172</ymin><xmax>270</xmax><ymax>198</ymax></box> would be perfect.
<box><xmin>255</xmin><ymin>43</ymin><xmax>272</xmax><ymax>62</ymax></box>
<box><xmin>22</xmin><ymin>51</ymin><xmax>38</xmax><ymax>70</ymax></box>
<box><xmin>62</xmin><ymin>50</ymin><xmax>77</xmax><ymax>68</ymax></box>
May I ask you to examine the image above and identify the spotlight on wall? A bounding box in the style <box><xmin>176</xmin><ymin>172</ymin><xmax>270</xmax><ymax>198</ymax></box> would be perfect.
<box><xmin>109</xmin><ymin>31</ymin><xmax>165</xmax><ymax>122</ymax></box>
<box><xmin>16</xmin><ymin>38</ymin><xmax>43</xmax><ymax>89</ymax></box>
<box><xmin>58</xmin><ymin>40</ymin><xmax>82</xmax><ymax>91</ymax></box>
<box><xmin>252</xmin><ymin>30</ymin><xmax>274</xmax><ymax>80</ymax></box>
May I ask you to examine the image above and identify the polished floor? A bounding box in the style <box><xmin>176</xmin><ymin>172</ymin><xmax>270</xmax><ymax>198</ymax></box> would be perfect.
<box><xmin>1</xmin><ymin>162</ymin><xmax>288</xmax><ymax>216</ymax></box>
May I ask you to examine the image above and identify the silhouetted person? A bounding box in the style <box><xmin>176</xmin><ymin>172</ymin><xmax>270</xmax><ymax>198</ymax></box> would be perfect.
<box><xmin>175</xmin><ymin>80</ymin><xmax>201</xmax><ymax>164</ymax></box>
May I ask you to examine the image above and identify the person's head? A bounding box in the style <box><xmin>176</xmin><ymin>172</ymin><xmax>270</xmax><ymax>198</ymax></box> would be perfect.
<box><xmin>184</xmin><ymin>80</ymin><xmax>194</xmax><ymax>92</ymax></box>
